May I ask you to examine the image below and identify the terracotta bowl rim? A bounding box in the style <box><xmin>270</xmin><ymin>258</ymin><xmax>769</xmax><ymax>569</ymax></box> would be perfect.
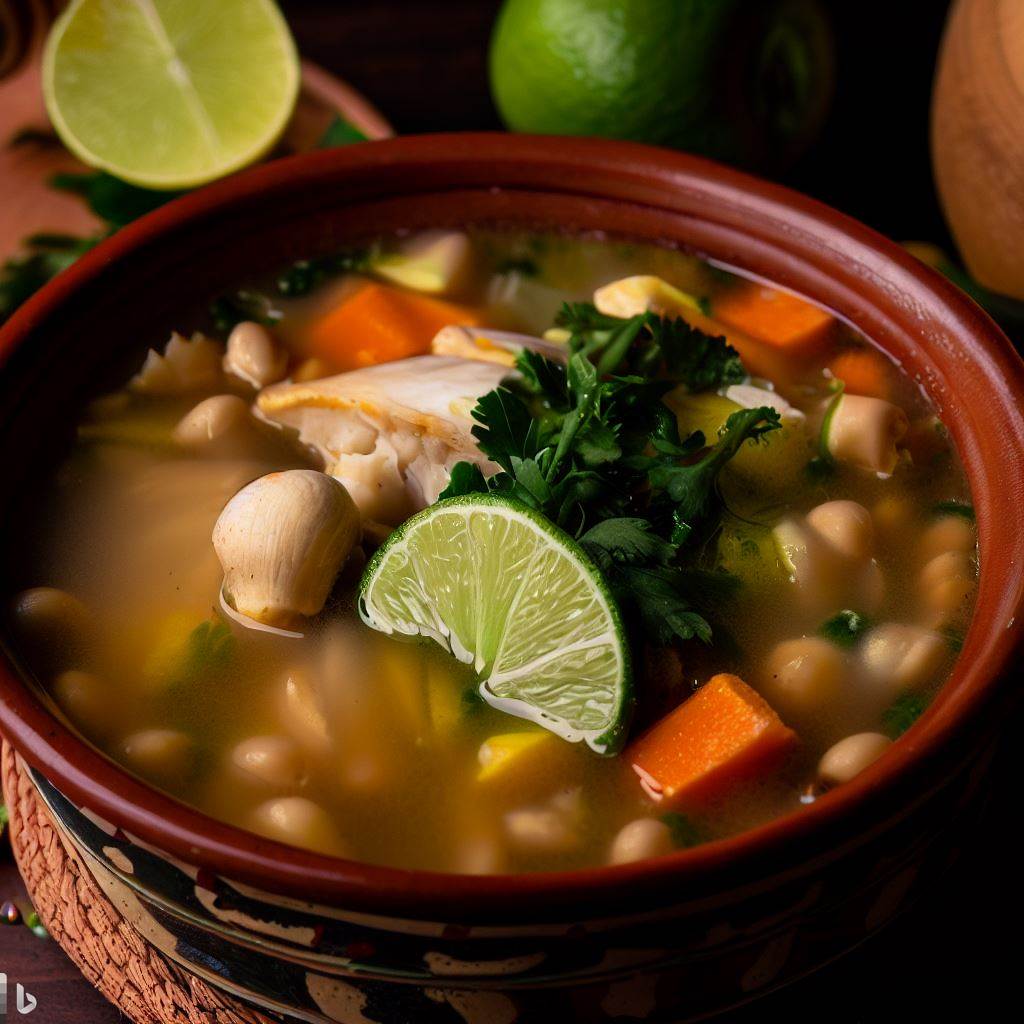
<box><xmin>1</xmin><ymin>132</ymin><xmax>1023</xmax><ymax>921</ymax></box>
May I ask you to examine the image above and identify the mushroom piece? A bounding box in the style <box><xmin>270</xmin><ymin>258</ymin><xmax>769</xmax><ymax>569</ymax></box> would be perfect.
<box><xmin>213</xmin><ymin>470</ymin><xmax>360</xmax><ymax>627</ymax></box>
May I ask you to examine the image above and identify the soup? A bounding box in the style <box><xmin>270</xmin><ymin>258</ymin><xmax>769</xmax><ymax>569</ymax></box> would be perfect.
<box><xmin>7</xmin><ymin>229</ymin><xmax>977</xmax><ymax>874</ymax></box>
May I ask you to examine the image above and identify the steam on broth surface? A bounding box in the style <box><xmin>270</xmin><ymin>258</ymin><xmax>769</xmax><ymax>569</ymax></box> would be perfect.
<box><xmin>9</xmin><ymin>230</ymin><xmax>977</xmax><ymax>873</ymax></box>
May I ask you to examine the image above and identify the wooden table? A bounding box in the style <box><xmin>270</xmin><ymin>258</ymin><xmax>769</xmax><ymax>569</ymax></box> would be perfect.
<box><xmin>2</xmin><ymin>1</ymin><xmax>1017</xmax><ymax>1020</ymax></box>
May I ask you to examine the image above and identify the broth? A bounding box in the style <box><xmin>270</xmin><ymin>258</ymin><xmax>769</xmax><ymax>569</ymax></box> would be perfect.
<box><xmin>8</xmin><ymin>230</ymin><xmax>977</xmax><ymax>873</ymax></box>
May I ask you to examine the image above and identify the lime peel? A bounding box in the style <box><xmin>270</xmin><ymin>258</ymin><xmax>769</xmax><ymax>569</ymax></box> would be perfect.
<box><xmin>358</xmin><ymin>495</ymin><xmax>632</xmax><ymax>754</ymax></box>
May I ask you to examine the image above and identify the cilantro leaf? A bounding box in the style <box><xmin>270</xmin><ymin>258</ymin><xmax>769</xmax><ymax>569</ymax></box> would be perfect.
<box><xmin>439</xmin><ymin>461</ymin><xmax>488</xmax><ymax>499</ymax></box>
<box><xmin>556</xmin><ymin>302</ymin><xmax>745</xmax><ymax>391</ymax></box>
<box><xmin>648</xmin><ymin>406</ymin><xmax>781</xmax><ymax>532</ymax></box>
<box><xmin>1</xmin><ymin>233</ymin><xmax>104</xmax><ymax>323</ymax></box>
<box><xmin>580</xmin><ymin>518</ymin><xmax>676</xmax><ymax>571</ymax></box>
<box><xmin>470</xmin><ymin>386</ymin><xmax>541</xmax><ymax>472</ymax></box>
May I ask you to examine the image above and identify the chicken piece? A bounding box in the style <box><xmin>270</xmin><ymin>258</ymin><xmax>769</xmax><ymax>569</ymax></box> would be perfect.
<box><xmin>256</xmin><ymin>356</ymin><xmax>507</xmax><ymax>523</ymax></box>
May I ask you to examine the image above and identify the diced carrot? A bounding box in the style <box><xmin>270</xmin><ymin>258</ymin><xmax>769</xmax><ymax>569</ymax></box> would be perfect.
<box><xmin>628</xmin><ymin>674</ymin><xmax>797</xmax><ymax>809</ymax></box>
<box><xmin>711</xmin><ymin>280</ymin><xmax>835</xmax><ymax>354</ymax></box>
<box><xmin>307</xmin><ymin>282</ymin><xmax>482</xmax><ymax>370</ymax></box>
<box><xmin>828</xmin><ymin>348</ymin><xmax>893</xmax><ymax>399</ymax></box>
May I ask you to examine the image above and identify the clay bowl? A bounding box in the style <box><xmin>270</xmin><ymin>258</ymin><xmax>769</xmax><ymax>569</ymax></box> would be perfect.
<box><xmin>1</xmin><ymin>134</ymin><xmax>1023</xmax><ymax>1023</ymax></box>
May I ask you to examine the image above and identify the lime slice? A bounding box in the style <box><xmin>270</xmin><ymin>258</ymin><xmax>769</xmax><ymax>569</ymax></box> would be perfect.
<box><xmin>43</xmin><ymin>0</ymin><xmax>300</xmax><ymax>190</ymax></box>
<box><xmin>359</xmin><ymin>495</ymin><xmax>632</xmax><ymax>754</ymax></box>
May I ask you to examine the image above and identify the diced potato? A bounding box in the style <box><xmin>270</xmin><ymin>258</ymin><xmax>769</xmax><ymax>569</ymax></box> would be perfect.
<box><xmin>716</xmin><ymin>521</ymin><xmax>786</xmax><ymax>593</ymax></box>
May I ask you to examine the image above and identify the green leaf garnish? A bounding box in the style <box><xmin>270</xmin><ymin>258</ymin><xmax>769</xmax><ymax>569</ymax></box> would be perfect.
<box><xmin>818</xmin><ymin>610</ymin><xmax>870</xmax><ymax>648</ymax></box>
<box><xmin>276</xmin><ymin>250</ymin><xmax>369</xmax><ymax>297</ymax></box>
<box><xmin>317</xmin><ymin>115</ymin><xmax>368</xmax><ymax>148</ymax></box>
<box><xmin>51</xmin><ymin>171</ymin><xmax>182</xmax><ymax>227</ymax></box>
<box><xmin>556</xmin><ymin>302</ymin><xmax>746</xmax><ymax>391</ymax></box>
<box><xmin>882</xmin><ymin>693</ymin><xmax>930</xmax><ymax>738</ymax></box>
<box><xmin>931</xmin><ymin>500</ymin><xmax>975</xmax><ymax>522</ymax></box>
<box><xmin>209</xmin><ymin>290</ymin><xmax>281</xmax><ymax>334</ymax></box>
<box><xmin>661</xmin><ymin>812</ymin><xmax>703</xmax><ymax>848</ymax></box>
<box><xmin>1</xmin><ymin>233</ymin><xmax>104</xmax><ymax>323</ymax></box>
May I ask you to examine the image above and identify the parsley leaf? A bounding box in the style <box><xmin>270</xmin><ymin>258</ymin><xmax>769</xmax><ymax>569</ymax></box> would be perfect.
<box><xmin>1</xmin><ymin>233</ymin><xmax>105</xmax><ymax>323</ymax></box>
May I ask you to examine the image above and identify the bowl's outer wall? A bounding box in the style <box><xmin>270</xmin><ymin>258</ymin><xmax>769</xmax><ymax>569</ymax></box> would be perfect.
<box><xmin>1</xmin><ymin>134</ymin><xmax>1023</xmax><ymax>923</ymax></box>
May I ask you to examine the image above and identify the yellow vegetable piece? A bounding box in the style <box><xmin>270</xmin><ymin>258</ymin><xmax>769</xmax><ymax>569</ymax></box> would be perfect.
<box><xmin>593</xmin><ymin>275</ymin><xmax>702</xmax><ymax>319</ymax></box>
<box><xmin>476</xmin><ymin>731</ymin><xmax>554</xmax><ymax>784</ymax></box>
<box><xmin>425</xmin><ymin>656</ymin><xmax>464</xmax><ymax>737</ymax></box>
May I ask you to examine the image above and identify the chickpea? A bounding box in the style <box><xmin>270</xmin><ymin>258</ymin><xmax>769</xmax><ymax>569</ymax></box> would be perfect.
<box><xmin>52</xmin><ymin>670</ymin><xmax>112</xmax><ymax>739</ymax></box>
<box><xmin>763</xmin><ymin>637</ymin><xmax>845</xmax><ymax>720</ymax></box>
<box><xmin>223</xmin><ymin>321</ymin><xmax>288</xmax><ymax>388</ymax></box>
<box><xmin>920</xmin><ymin>549</ymin><xmax>973</xmax><ymax>590</ymax></box>
<box><xmin>172</xmin><ymin>394</ymin><xmax>252</xmax><ymax>448</ymax></box>
<box><xmin>120</xmin><ymin>729</ymin><xmax>192</xmax><ymax>782</ymax></box>
<box><xmin>231</xmin><ymin>735</ymin><xmax>305</xmax><ymax>789</ymax></box>
<box><xmin>919</xmin><ymin>515</ymin><xmax>975</xmax><ymax>563</ymax></box>
<box><xmin>251</xmin><ymin>797</ymin><xmax>348</xmax><ymax>857</ymax></box>
<box><xmin>806</xmin><ymin>500</ymin><xmax>874</xmax><ymax>561</ymax></box>
<box><xmin>818</xmin><ymin>732</ymin><xmax>892</xmax><ymax>786</ymax></box>
<box><xmin>609</xmin><ymin>818</ymin><xmax>674</xmax><ymax>865</ymax></box>
<box><xmin>859</xmin><ymin>623</ymin><xmax>947</xmax><ymax>697</ymax></box>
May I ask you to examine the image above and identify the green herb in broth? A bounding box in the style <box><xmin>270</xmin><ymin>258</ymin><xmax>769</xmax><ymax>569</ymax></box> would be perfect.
<box><xmin>10</xmin><ymin>228</ymin><xmax>978</xmax><ymax>875</ymax></box>
<box><xmin>818</xmin><ymin>609</ymin><xmax>871</xmax><ymax>648</ymax></box>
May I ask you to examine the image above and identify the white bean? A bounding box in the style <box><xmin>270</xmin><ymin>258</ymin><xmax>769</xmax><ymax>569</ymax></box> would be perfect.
<box><xmin>52</xmin><ymin>670</ymin><xmax>111</xmax><ymax>739</ymax></box>
<box><xmin>13</xmin><ymin>587</ymin><xmax>90</xmax><ymax>646</ymax></box>
<box><xmin>121</xmin><ymin>729</ymin><xmax>191</xmax><ymax>781</ymax></box>
<box><xmin>806</xmin><ymin>500</ymin><xmax>874</xmax><ymax>561</ymax></box>
<box><xmin>231</xmin><ymin>735</ymin><xmax>305</xmax><ymax>788</ymax></box>
<box><xmin>277</xmin><ymin>670</ymin><xmax>331</xmax><ymax>757</ymax></box>
<box><xmin>224</xmin><ymin>321</ymin><xmax>288</xmax><ymax>388</ymax></box>
<box><xmin>609</xmin><ymin>818</ymin><xmax>674</xmax><ymax>865</ymax></box>
<box><xmin>818</xmin><ymin>732</ymin><xmax>892</xmax><ymax>786</ymax></box>
<box><xmin>251</xmin><ymin>797</ymin><xmax>348</xmax><ymax>856</ymax></box>
<box><xmin>859</xmin><ymin>623</ymin><xmax>947</xmax><ymax>697</ymax></box>
<box><xmin>504</xmin><ymin>788</ymin><xmax>582</xmax><ymax>855</ymax></box>
<box><xmin>172</xmin><ymin>394</ymin><xmax>251</xmax><ymax>448</ymax></box>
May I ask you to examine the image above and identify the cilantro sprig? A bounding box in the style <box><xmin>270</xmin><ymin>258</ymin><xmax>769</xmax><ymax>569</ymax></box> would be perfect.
<box><xmin>441</xmin><ymin>304</ymin><xmax>780</xmax><ymax>647</ymax></box>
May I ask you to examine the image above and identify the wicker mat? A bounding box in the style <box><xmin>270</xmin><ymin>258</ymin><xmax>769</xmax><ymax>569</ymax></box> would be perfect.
<box><xmin>1</xmin><ymin>739</ymin><xmax>281</xmax><ymax>1024</ymax></box>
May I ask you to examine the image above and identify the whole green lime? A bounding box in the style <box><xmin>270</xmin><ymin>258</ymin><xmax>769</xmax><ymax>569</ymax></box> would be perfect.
<box><xmin>489</xmin><ymin>0</ymin><xmax>833</xmax><ymax>170</ymax></box>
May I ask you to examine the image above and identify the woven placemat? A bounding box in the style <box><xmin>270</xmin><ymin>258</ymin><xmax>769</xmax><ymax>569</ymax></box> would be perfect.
<box><xmin>1</xmin><ymin>739</ymin><xmax>282</xmax><ymax>1024</ymax></box>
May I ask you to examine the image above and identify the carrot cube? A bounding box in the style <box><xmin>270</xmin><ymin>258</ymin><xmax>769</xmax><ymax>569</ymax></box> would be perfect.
<box><xmin>628</xmin><ymin>674</ymin><xmax>797</xmax><ymax>808</ymax></box>
<box><xmin>307</xmin><ymin>282</ymin><xmax>482</xmax><ymax>371</ymax></box>
<box><xmin>712</xmin><ymin>281</ymin><xmax>835</xmax><ymax>354</ymax></box>
<box><xmin>828</xmin><ymin>348</ymin><xmax>893</xmax><ymax>399</ymax></box>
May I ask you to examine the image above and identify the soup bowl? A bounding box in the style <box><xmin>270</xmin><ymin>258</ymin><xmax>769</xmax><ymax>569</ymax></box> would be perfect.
<box><xmin>1</xmin><ymin>134</ymin><xmax>1023</xmax><ymax>1023</ymax></box>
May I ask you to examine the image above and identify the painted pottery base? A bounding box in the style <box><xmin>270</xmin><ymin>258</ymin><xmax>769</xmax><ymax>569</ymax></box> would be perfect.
<box><xmin>2</xmin><ymin>740</ymin><xmax>282</xmax><ymax>1024</ymax></box>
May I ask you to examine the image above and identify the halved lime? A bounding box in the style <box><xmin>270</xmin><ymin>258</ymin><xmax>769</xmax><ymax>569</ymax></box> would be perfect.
<box><xmin>358</xmin><ymin>495</ymin><xmax>632</xmax><ymax>754</ymax></box>
<box><xmin>43</xmin><ymin>0</ymin><xmax>300</xmax><ymax>190</ymax></box>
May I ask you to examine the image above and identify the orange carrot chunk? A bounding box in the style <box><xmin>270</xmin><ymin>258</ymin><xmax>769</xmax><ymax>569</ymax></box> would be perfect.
<box><xmin>307</xmin><ymin>282</ymin><xmax>482</xmax><ymax>371</ymax></box>
<box><xmin>628</xmin><ymin>674</ymin><xmax>797</xmax><ymax>809</ymax></box>
<box><xmin>712</xmin><ymin>280</ymin><xmax>835</xmax><ymax>354</ymax></box>
<box><xmin>828</xmin><ymin>347</ymin><xmax>893</xmax><ymax>399</ymax></box>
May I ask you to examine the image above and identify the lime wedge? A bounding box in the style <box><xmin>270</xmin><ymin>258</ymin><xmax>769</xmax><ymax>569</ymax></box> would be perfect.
<box><xmin>42</xmin><ymin>0</ymin><xmax>300</xmax><ymax>190</ymax></box>
<box><xmin>358</xmin><ymin>495</ymin><xmax>632</xmax><ymax>754</ymax></box>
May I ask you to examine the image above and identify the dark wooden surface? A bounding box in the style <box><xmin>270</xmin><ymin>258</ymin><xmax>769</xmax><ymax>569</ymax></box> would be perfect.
<box><xmin>2</xmin><ymin>1</ymin><xmax>1018</xmax><ymax>1021</ymax></box>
